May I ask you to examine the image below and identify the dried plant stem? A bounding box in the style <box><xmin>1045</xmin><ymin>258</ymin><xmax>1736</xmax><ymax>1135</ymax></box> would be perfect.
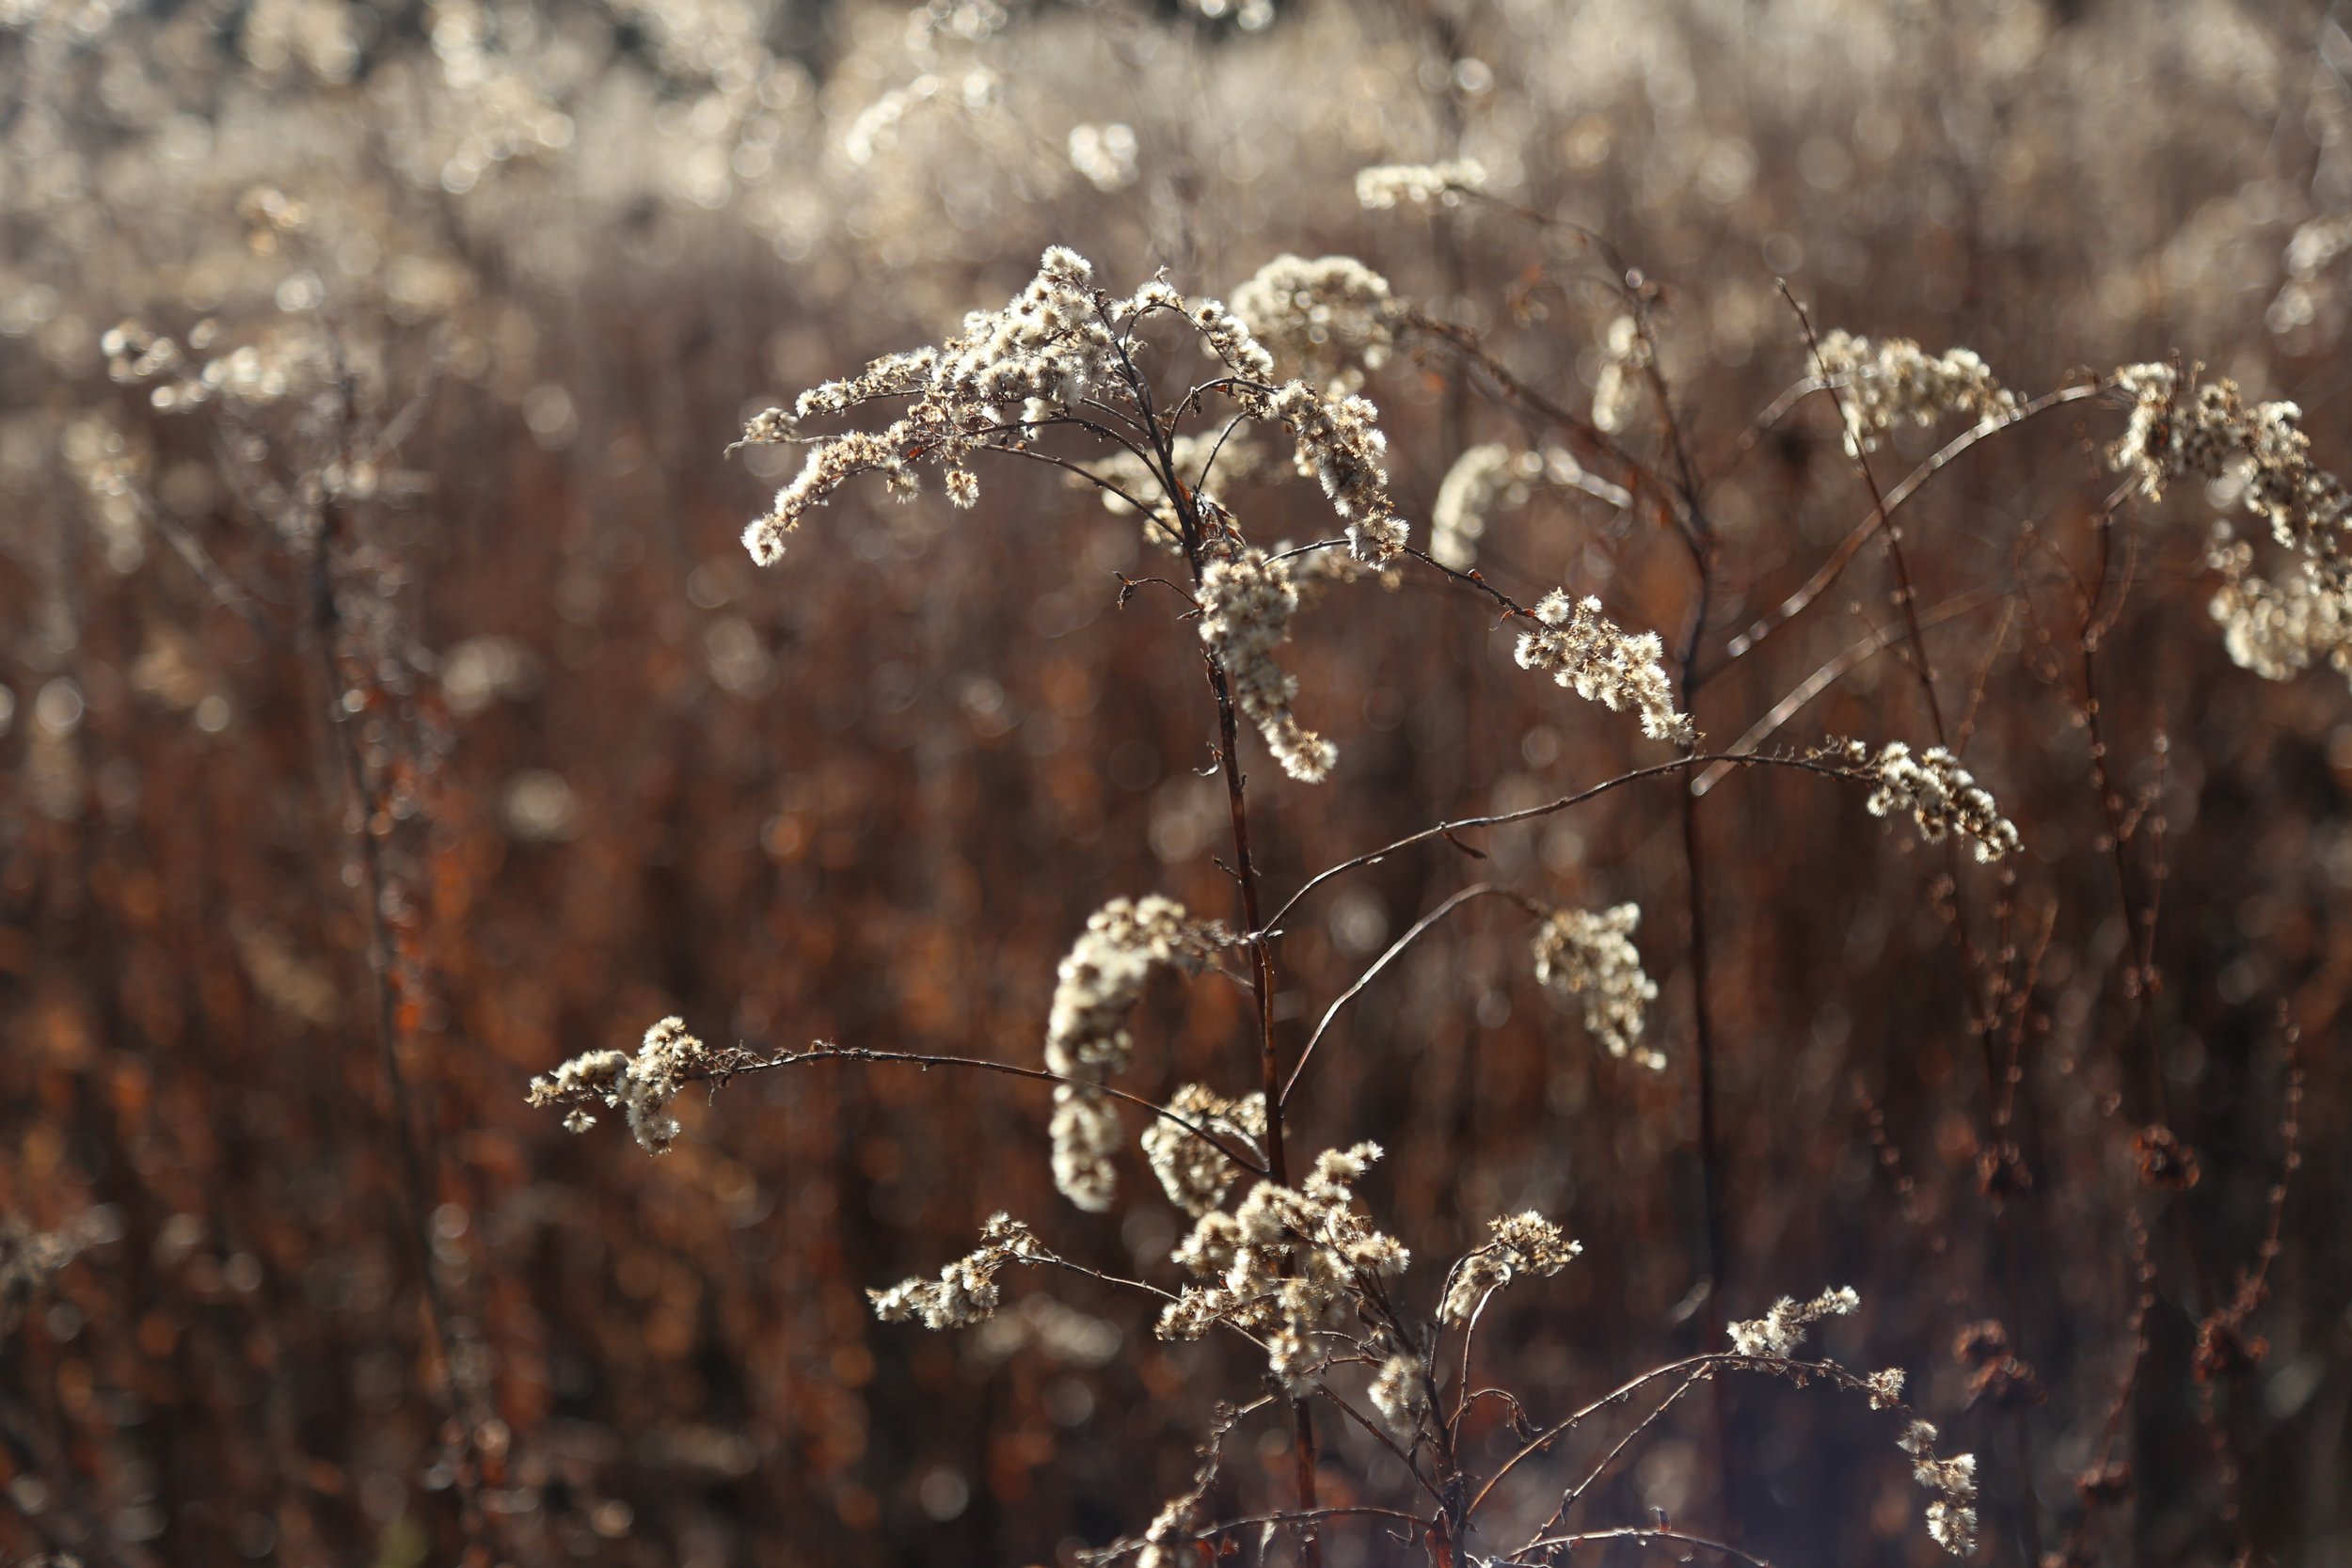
<box><xmin>706</xmin><ymin>1041</ymin><xmax>1272</xmax><ymax>1175</ymax></box>
<box><xmin>305</xmin><ymin>372</ymin><xmax>487</xmax><ymax>1560</ymax></box>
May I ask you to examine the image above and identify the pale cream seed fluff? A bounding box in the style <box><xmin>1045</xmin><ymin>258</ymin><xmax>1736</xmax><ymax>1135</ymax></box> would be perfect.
<box><xmin>1430</xmin><ymin>444</ymin><xmax>1633</xmax><ymax>571</ymax></box>
<box><xmin>1229</xmin><ymin>253</ymin><xmax>1401</xmax><ymax>390</ymax></box>
<box><xmin>1140</xmin><ymin>1085</ymin><xmax>1265</xmax><ymax>1216</ymax></box>
<box><xmin>1899</xmin><ymin>1419</ymin><xmax>1980</xmax><ymax>1558</ymax></box>
<box><xmin>1514</xmin><ymin>591</ymin><xmax>1696</xmax><ymax>745</ymax></box>
<box><xmin>1197</xmin><ymin>546</ymin><xmax>1336</xmax><ymax>782</ymax></box>
<box><xmin>1438</xmin><ymin>1210</ymin><xmax>1582</xmax><ymax>1324</ymax></box>
<box><xmin>1157</xmin><ymin>1143</ymin><xmax>1406</xmax><ymax>1392</ymax></box>
<box><xmin>1849</xmin><ymin>739</ymin><xmax>2023</xmax><ymax>863</ymax></box>
<box><xmin>1368</xmin><ymin>1353</ymin><xmax>1425</xmax><ymax>1442</ymax></box>
<box><xmin>1355</xmin><ymin>159</ymin><xmax>1486</xmax><ymax>210</ymax></box>
<box><xmin>1810</xmin><ymin>329</ymin><xmax>2016</xmax><ymax>457</ymax></box>
<box><xmin>527</xmin><ymin>1016</ymin><xmax>713</xmax><ymax>1155</ymax></box>
<box><xmin>1725</xmin><ymin>1284</ymin><xmax>1859</xmax><ymax>1358</ymax></box>
<box><xmin>1530</xmin><ymin>902</ymin><xmax>1662</xmax><ymax>1068</ymax></box>
<box><xmin>867</xmin><ymin>1213</ymin><xmax>1047</xmax><ymax>1330</ymax></box>
<box><xmin>1043</xmin><ymin>896</ymin><xmax>1230</xmax><ymax>1211</ymax></box>
<box><xmin>1591</xmin><ymin>315</ymin><xmax>1652</xmax><ymax>436</ymax></box>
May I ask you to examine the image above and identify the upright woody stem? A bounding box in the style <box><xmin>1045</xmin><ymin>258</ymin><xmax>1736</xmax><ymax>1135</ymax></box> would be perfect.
<box><xmin>1125</xmin><ymin>338</ymin><xmax>1325</xmax><ymax>1567</ymax></box>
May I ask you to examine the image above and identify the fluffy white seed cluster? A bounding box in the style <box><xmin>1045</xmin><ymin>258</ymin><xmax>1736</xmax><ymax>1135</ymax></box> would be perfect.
<box><xmin>1044</xmin><ymin>897</ymin><xmax>1229</xmax><ymax>1212</ymax></box>
<box><xmin>1229</xmin><ymin>254</ymin><xmax>1401</xmax><ymax>390</ymax></box>
<box><xmin>1368</xmin><ymin>1353</ymin><xmax>1426</xmax><ymax>1442</ymax></box>
<box><xmin>1850</xmin><ymin>740</ymin><xmax>2023</xmax><ymax>863</ymax></box>
<box><xmin>528</xmin><ymin>1016</ymin><xmax>714</xmax><ymax>1154</ymax></box>
<box><xmin>1530</xmin><ymin>903</ymin><xmax>1662</xmax><ymax>1069</ymax></box>
<box><xmin>1514</xmin><ymin>592</ymin><xmax>1696</xmax><ymax>745</ymax></box>
<box><xmin>1259</xmin><ymin>381</ymin><xmax>1406</xmax><ymax>563</ymax></box>
<box><xmin>1159</xmin><ymin>1144</ymin><xmax>1408</xmax><ymax>1391</ymax></box>
<box><xmin>1430</xmin><ymin>444</ymin><xmax>1632</xmax><ymax>570</ymax></box>
<box><xmin>1431</xmin><ymin>443</ymin><xmax>1524</xmax><ymax>569</ymax></box>
<box><xmin>2111</xmin><ymin>364</ymin><xmax>2352</xmax><ymax>578</ymax></box>
<box><xmin>1438</xmin><ymin>1211</ymin><xmax>1582</xmax><ymax>1324</ymax></box>
<box><xmin>1810</xmin><ymin>330</ymin><xmax>2016</xmax><ymax>457</ymax></box>
<box><xmin>1197</xmin><ymin>546</ymin><xmax>1336</xmax><ymax>782</ymax></box>
<box><xmin>1591</xmin><ymin>315</ymin><xmax>1653</xmax><ymax>436</ymax></box>
<box><xmin>867</xmin><ymin>1213</ymin><xmax>1047</xmax><ymax>1330</ymax></box>
<box><xmin>737</xmin><ymin>245</ymin><xmax>1116</xmax><ymax>563</ymax></box>
<box><xmin>1900</xmin><ymin>1419</ymin><xmax>1981</xmax><ymax>1557</ymax></box>
<box><xmin>2208</xmin><ymin>535</ymin><xmax>2352</xmax><ymax>686</ymax></box>
<box><xmin>1355</xmin><ymin>159</ymin><xmax>1486</xmax><ymax>209</ymax></box>
<box><xmin>736</xmin><ymin>248</ymin><xmax>1411</xmax><ymax>581</ymax></box>
<box><xmin>1726</xmin><ymin>1284</ymin><xmax>1858</xmax><ymax>1357</ymax></box>
<box><xmin>1140</xmin><ymin>1085</ymin><xmax>1266</xmax><ymax>1216</ymax></box>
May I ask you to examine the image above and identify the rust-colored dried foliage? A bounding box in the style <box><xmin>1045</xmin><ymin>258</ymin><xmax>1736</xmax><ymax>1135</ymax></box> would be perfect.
<box><xmin>1</xmin><ymin>1</ymin><xmax>2345</xmax><ymax>1565</ymax></box>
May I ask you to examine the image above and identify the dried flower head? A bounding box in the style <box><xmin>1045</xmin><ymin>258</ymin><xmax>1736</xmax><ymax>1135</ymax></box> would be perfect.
<box><xmin>1159</xmin><ymin>1143</ymin><xmax>1406</xmax><ymax>1391</ymax></box>
<box><xmin>1230</xmin><ymin>253</ymin><xmax>1401</xmax><ymax>389</ymax></box>
<box><xmin>2207</xmin><ymin>533</ymin><xmax>2352</xmax><ymax>686</ymax></box>
<box><xmin>1811</xmin><ymin>330</ymin><xmax>2016</xmax><ymax>456</ymax></box>
<box><xmin>1438</xmin><ymin>1211</ymin><xmax>1582</xmax><ymax>1323</ymax></box>
<box><xmin>1899</xmin><ymin>1419</ymin><xmax>1980</xmax><ymax>1557</ymax></box>
<box><xmin>1726</xmin><ymin>1284</ymin><xmax>1859</xmax><ymax>1358</ymax></box>
<box><xmin>1043</xmin><ymin>896</ymin><xmax>1230</xmax><ymax>1211</ymax></box>
<box><xmin>2112</xmin><ymin>364</ymin><xmax>2352</xmax><ymax>584</ymax></box>
<box><xmin>1355</xmin><ymin>159</ymin><xmax>1486</xmax><ymax>209</ymax></box>
<box><xmin>1848</xmin><ymin>739</ymin><xmax>2023</xmax><ymax>863</ymax></box>
<box><xmin>1198</xmin><ymin>545</ymin><xmax>1335</xmax><ymax>782</ymax></box>
<box><xmin>1514</xmin><ymin>592</ymin><xmax>1695</xmax><ymax>744</ymax></box>
<box><xmin>868</xmin><ymin>1213</ymin><xmax>1048</xmax><ymax>1330</ymax></box>
<box><xmin>735</xmin><ymin>247</ymin><xmax>1407</xmax><ymax>577</ymax></box>
<box><xmin>529</xmin><ymin>1016</ymin><xmax>714</xmax><ymax>1154</ymax></box>
<box><xmin>1530</xmin><ymin>902</ymin><xmax>1662</xmax><ymax>1068</ymax></box>
<box><xmin>1368</xmin><ymin>1353</ymin><xmax>1427</xmax><ymax>1442</ymax></box>
<box><xmin>1141</xmin><ymin>1085</ymin><xmax>1266</xmax><ymax>1216</ymax></box>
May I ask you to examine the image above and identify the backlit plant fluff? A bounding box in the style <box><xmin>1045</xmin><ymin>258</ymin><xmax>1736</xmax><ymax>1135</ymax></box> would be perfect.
<box><xmin>519</xmin><ymin>243</ymin><xmax>2258</xmax><ymax>1567</ymax></box>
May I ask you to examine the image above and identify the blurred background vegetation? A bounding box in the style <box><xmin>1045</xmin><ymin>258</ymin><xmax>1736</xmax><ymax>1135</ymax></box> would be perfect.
<box><xmin>1</xmin><ymin>0</ymin><xmax>2346</xmax><ymax>1563</ymax></box>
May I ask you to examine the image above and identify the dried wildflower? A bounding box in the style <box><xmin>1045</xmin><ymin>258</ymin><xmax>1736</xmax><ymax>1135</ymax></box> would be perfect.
<box><xmin>1514</xmin><ymin>592</ymin><xmax>1694</xmax><ymax>744</ymax></box>
<box><xmin>1198</xmin><ymin>546</ymin><xmax>1335</xmax><ymax>782</ymax></box>
<box><xmin>1141</xmin><ymin>1085</ymin><xmax>1265</xmax><ymax>1216</ymax></box>
<box><xmin>1846</xmin><ymin>739</ymin><xmax>2023</xmax><ymax>863</ymax></box>
<box><xmin>1591</xmin><ymin>315</ymin><xmax>1652</xmax><ymax>436</ymax></box>
<box><xmin>1368</xmin><ymin>1353</ymin><xmax>1426</xmax><ymax>1442</ymax></box>
<box><xmin>1864</xmin><ymin>1367</ymin><xmax>1908</xmax><ymax>1410</ymax></box>
<box><xmin>529</xmin><ymin>1016</ymin><xmax>714</xmax><ymax>1154</ymax></box>
<box><xmin>1229</xmin><ymin>254</ymin><xmax>1400</xmax><ymax>388</ymax></box>
<box><xmin>1726</xmin><ymin>1284</ymin><xmax>1858</xmax><ymax>1357</ymax></box>
<box><xmin>1047</xmin><ymin>896</ymin><xmax>1228</xmax><ymax>1078</ymax></box>
<box><xmin>2207</xmin><ymin>535</ymin><xmax>2352</xmax><ymax>685</ymax></box>
<box><xmin>1530</xmin><ymin>903</ymin><xmax>1661</xmax><ymax>1068</ymax></box>
<box><xmin>867</xmin><ymin>1213</ymin><xmax>1048</xmax><ymax>1330</ymax></box>
<box><xmin>1429</xmin><ymin>444</ymin><xmax>1633</xmax><ymax>570</ymax></box>
<box><xmin>1431</xmin><ymin>443</ymin><xmax>1524</xmax><ymax>570</ymax></box>
<box><xmin>1900</xmin><ymin>1419</ymin><xmax>1980</xmax><ymax>1557</ymax></box>
<box><xmin>1043</xmin><ymin>897</ymin><xmax>1229</xmax><ymax>1210</ymax></box>
<box><xmin>1257</xmin><ymin>381</ymin><xmax>1406</xmax><ymax>563</ymax></box>
<box><xmin>2112</xmin><ymin>365</ymin><xmax>2352</xmax><ymax>582</ymax></box>
<box><xmin>1050</xmin><ymin>1087</ymin><xmax>1124</xmax><ymax>1213</ymax></box>
<box><xmin>1159</xmin><ymin>1143</ymin><xmax>1406</xmax><ymax>1391</ymax></box>
<box><xmin>1810</xmin><ymin>330</ymin><xmax>2016</xmax><ymax>456</ymax></box>
<box><xmin>1356</xmin><ymin>159</ymin><xmax>1486</xmax><ymax>209</ymax></box>
<box><xmin>1134</xmin><ymin>1497</ymin><xmax>1194</xmax><ymax>1568</ymax></box>
<box><xmin>1438</xmin><ymin>1211</ymin><xmax>1581</xmax><ymax>1323</ymax></box>
<box><xmin>736</xmin><ymin>246</ymin><xmax>1117</xmax><ymax>562</ymax></box>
